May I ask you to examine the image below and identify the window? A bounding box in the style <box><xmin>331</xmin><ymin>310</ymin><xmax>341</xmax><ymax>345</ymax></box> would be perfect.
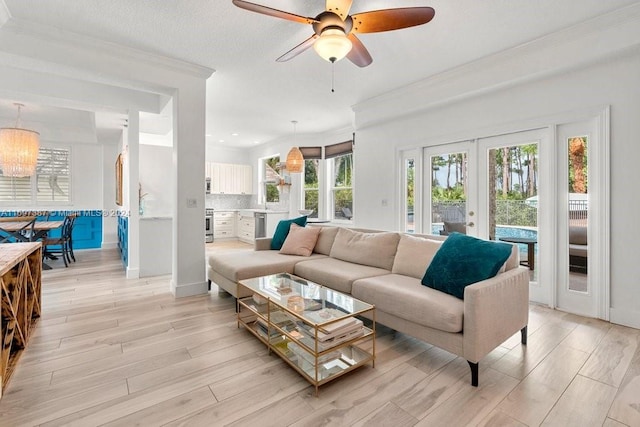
<box><xmin>300</xmin><ymin>147</ymin><xmax>322</xmax><ymax>218</ymax></box>
<box><xmin>331</xmin><ymin>152</ymin><xmax>353</xmax><ymax>220</ymax></box>
<box><xmin>303</xmin><ymin>159</ymin><xmax>319</xmax><ymax>218</ymax></box>
<box><xmin>262</xmin><ymin>155</ymin><xmax>280</xmax><ymax>203</ymax></box>
<box><xmin>0</xmin><ymin>146</ymin><xmax>71</xmax><ymax>204</ymax></box>
<box><xmin>404</xmin><ymin>158</ymin><xmax>415</xmax><ymax>232</ymax></box>
<box><xmin>296</xmin><ymin>141</ymin><xmax>353</xmax><ymax>221</ymax></box>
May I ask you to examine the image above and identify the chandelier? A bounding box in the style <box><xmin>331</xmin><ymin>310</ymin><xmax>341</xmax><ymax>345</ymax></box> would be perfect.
<box><xmin>0</xmin><ymin>103</ymin><xmax>40</xmax><ymax>177</ymax></box>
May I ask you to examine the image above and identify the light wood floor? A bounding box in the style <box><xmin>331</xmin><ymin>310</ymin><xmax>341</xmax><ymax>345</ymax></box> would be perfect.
<box><xmin>1</xmin><ymin>242</ymin><xmax>639</xmax><ymax>426</ymax></box>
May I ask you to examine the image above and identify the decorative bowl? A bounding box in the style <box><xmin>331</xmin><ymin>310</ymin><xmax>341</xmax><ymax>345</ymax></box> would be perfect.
<box><xmin>298</xmin><ymin>209</ymin><xmax>314</xmax><ymax>216</ymax></box>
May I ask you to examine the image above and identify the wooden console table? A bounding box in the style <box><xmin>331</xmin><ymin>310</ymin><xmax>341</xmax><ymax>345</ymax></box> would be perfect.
<box><xmin>0</xmin><ymin>242</ymin><xmax>42</xmax><ymax>398</ymax></box>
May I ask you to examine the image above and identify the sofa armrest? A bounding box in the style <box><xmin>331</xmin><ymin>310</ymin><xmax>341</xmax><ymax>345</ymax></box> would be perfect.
<box><xmin>462</xmin><ymin>267</ymin><xmax>529</xmax><ymax>362</ymax></box>
<box><xmin>254</xmin><ymin>237</ymin><xmax>272</xmax><ymax>251</ymax></box>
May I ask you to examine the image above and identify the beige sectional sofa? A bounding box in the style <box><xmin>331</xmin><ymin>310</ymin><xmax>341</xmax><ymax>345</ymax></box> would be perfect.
<box><xmin>207</xmin><ymin>226</ymin><xmax>530</xmax><ymax>387</ymax></box>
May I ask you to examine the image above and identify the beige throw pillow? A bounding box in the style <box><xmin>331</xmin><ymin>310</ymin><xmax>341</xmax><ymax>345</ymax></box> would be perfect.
<box><xmin>279</xmin><ymin>224</ymin><xmax>321</xmax><ymax>257</ymax></box>
<box><xmin>392</xmin><ymin>234</ymin><xmax>443</xmax><ymax>279</ymax></box>
<box><xmin>329</xmin><ymin>228</ymin><xmax>400</xmax><ymax>270</ymax></box>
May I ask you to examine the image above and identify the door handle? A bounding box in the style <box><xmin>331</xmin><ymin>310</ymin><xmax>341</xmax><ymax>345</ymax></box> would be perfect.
<box><xmin>467</xmin><ymin>222</ymin><xmax>475</xmax><ymax>227</ymax></box>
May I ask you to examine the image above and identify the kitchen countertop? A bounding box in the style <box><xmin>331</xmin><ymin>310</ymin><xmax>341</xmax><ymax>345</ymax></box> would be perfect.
<box><xmin>242</xmin><ymin>209</ymin><xmax>289</xmax><ymax>213</ymax></box>
<box><xmin>208</xmin><ymin>208</ymin><xmax>290</xmax><ymax>214</ymax></box>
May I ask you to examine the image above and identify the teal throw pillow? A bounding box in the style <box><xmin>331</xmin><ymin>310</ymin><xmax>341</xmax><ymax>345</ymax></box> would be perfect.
<box><xmin>421</xmin><ymin>232</ymin><xmax>512</xmax><ymax>299</ymax></box>
<box><xmin>270</xmin><ymin>216</ymin><xmax>308</xmax><ymax>250</ymax></box>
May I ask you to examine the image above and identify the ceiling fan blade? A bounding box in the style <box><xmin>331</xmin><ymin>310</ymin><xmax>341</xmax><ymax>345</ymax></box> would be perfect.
<box><xmin>232</xmin><ymin>0</ymin><xmax>318</xmax><ymax>25</ymax></box>
<box><xmin>276</xmin><ymin>34</ymin><xmax>319</xmax><ymax>62</ymax></box>
<box><xmin>326</xmin><ymin>0</ymin><xmax>353</xmax><ymax>20</ymax></box>
<box><xmin>351</xmin><ymin>7</ymin><xmax>435</xmax><ymax>33</ymax></box>
<box><xmin>346</xmin><ymin>33</ymin><xmax>372</xmax><ymax>67</ymax></box>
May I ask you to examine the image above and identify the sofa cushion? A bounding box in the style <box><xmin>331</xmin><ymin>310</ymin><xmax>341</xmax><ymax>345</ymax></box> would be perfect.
<box><xmin>271</xmin><ymin>216</ymin><xmax>308</xmax><ymax>250</ymax></box>
<box><xmin>422</xmin><ymin>232</ymin><xmax>513</xmax><ymax>299</ymax></box>
<box><xmin>209</xmin><ymin>250</ymin><xmax>326</xmax><ymax>282</ymax></box>
<box><xmin>294</xmin><ymin>257</ymin><xmax>390</xmax><ymax>294</ymax></box>
<box><xmin>313</xmin><ymin>225</ymin><xmax>339</xmax><ymax>255</ymax></box>
<box><xmin>352</xmin><ymin>274</ymin><xmax>464</xmax><ymax>333</ymax></box>
<box><xmin>392</xmin><ymin>234</ymin><xmax>443</xmax><ymax>279</ymax></box>
<box><xmin>329</xmin><ymin>228</ymin><xmax>400</xmax><ymax>270</ymax></box>
<box><xmin>279</xmin><ymin>223</ymin><xmax>321</xmax><ymax>257</ymax></box>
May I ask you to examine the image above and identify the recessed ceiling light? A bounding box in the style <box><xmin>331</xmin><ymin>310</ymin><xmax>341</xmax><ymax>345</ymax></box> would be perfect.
<box><xmin>231</xmin><ymin>133</ymin><xmax>239</xmax><ymax>136</ymax></box>
<box><xmin>206</xmin><ymin>133</ymin><xmax>212</xmax><ymax>137</ymax></box>
<box><xmin>253</xmin><ymin>141</ymin><xmax>259</xmax><ymax>144</ymax></box>
<box><xmin>219</xmin><ymin>139</ymin><xmax>225</xmax><ymax>143</ymax></box>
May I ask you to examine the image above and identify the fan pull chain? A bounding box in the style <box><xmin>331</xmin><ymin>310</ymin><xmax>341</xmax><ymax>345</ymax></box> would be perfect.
<box><xmin>331</xmin><ymin>61</ymin><xmax>335</xmax><ymax>93</ymax></box>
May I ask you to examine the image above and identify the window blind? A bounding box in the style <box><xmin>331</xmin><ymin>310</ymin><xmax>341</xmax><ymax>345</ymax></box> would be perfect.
<box><xmin>325</xmin><ymin>140</ymin><xmax>353</xmax><ymax>159</ymax></box>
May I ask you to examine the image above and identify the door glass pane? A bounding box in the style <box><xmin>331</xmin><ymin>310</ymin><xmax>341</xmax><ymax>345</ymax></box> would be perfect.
<box><xmin>430</xmin><ymin>153</ymin><xmax>467</xmax><ymax>235</ymax></box>
<box><xmin>404</xmin><ymin>158</ymin><xmax>415</xmax><ymax>233</ymax></box>
<box><xmin>489</xmin><ymin>144</ymin><xmax>538</xmax><ymax>279</ymax></box>
<box><xmin>568</xmin><ymin>136</ymin><xmax>588</xmax><ymax>292</ymax></box>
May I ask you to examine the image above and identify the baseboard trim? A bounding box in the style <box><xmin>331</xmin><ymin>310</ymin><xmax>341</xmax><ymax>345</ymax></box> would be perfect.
<box><xmin>102</xmin><ymin>242</ymin><xmax>119</xmax><ymax>250</ymax></box>
<box><xmin>171</xmin><ymin>280</ymin><xmax>209</xmax><ymax>298</ymax></box>
<box><xmin>126</xmin><ymin>267</ymin><xmax>139</xmax><ymax>279</ymax></box>
<box><xmin>609</xmin><ymin>307</ymin><xmax>640</xmax><ymax>329</ymax></box>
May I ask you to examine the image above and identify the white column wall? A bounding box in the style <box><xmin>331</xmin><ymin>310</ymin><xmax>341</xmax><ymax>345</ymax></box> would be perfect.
<box><xmin>171</xmin><ymin>83</ymin><xmax>208</xmax><ymax>297</ymax></box>
<box><xmin>126</xmin><ymin>112</ymin><xmax>140</xmax><ymax>279</ymax></box>
<box><xmin>101</xmin><ymin>142</ymin><xmax>119</xmax><ymax>248</ymax></box>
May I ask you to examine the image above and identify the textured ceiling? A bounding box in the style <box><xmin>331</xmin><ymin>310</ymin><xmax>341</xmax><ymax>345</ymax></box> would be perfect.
<box><xmin>2</xmin><ymin>0</ymin><xmax>639</xmax><ymax>147</ymax></box>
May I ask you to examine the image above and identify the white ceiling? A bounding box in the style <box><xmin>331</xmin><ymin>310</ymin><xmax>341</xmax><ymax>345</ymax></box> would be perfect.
<box><xmin>2</xmin><ymin>0</ymin><xmax>639</xmax><ymax>147</ymax></box>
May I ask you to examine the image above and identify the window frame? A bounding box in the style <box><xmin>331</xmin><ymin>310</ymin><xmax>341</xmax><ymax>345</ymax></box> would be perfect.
<box><xmin>328</xmin><ymin>152</ymin><xmax>353</xmax><ymax>222</ymax></box>
<box><xmin>0</xmin><ymin>144</ymin><xmax>72</xmax><ymax>206</ymax></box>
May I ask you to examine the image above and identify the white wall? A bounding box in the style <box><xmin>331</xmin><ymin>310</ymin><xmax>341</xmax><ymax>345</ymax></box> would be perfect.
<box><xmin>207</xmin><ymin>143</ymin><xmax>251</xmax><ymax>165</ymax></box>
<box><xmin>140</xmin><ymin>144</ymin><xmax>173</xmax><ymax>217</ymax></box>
<box><xmin>353</xmin><ymin>51</ymin><xmax>640</xmax><ymax>328</ymax></box>
<box><xmin>101</xmin><ymin>142</ymin><xmax>119</xmax><ymax>248</ymax></box>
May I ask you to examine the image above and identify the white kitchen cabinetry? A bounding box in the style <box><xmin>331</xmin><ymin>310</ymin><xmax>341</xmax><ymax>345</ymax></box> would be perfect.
<box><xmin>214</xmin><ymin>211</ymin><xmax>236</xmax><ymax>239</ymax></box>
<box><xmin>234</xmin><ymin>164</ymin><xmax>253</xmax><ymax>195</ymax></box>
<box><xmin>207</xmin><ymin>162</ymin><xmax>253</xmax><ymax>195</ymax></box>
<box><xmin>237</xmin><ymin>212</ymin><xmax>255</xmax><ymax>244</ymax></box>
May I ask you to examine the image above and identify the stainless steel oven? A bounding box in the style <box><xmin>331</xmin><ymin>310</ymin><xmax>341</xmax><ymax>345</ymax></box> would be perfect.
<box><xmin>205</xmin><ymin>209</ymin><xmax>214</xmax><ymax>242</ymax></box>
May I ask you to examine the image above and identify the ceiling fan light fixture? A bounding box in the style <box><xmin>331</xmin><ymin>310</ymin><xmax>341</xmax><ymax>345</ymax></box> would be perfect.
<box><xmin>313</xmin><ymin>28</ymin><xmax>352</xmax><ymax>63</ymax></box>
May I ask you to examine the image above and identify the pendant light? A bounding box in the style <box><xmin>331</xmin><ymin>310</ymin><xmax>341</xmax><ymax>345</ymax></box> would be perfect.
<box><xmin>286</xmin><ymin>120</ymin><xmax>304</xmax><ymax>174</ymax></box>
<box><xmin>0</xmin><ymin>103</ymin><xmax>40</xmax><ymax>177</ymax></box>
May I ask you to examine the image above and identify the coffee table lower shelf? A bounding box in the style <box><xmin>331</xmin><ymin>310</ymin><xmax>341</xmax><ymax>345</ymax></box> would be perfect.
<box><xmin>238</xmin><ymin>304</ymin><xmax>375</xmax><ymax>395</ymax></box>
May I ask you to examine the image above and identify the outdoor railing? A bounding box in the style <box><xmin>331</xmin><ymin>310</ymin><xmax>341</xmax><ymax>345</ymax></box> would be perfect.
<box><xmin>431</xmin><ymin>199</ymin><xmax>586</xmax><ymax>227</ymax></box>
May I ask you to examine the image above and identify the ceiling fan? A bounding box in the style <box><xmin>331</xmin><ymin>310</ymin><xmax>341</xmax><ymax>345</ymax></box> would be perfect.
<box><xmin>232</xmin><ymin>0</ymin><xmax>435</xmax><ymax>67</ymax></box>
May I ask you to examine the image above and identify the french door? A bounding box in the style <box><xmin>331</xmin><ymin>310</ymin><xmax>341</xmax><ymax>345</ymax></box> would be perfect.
<box><xmin>423</xmin><ymin>128</ymin><xmax>550</xmax><ymax>304</ymax></box>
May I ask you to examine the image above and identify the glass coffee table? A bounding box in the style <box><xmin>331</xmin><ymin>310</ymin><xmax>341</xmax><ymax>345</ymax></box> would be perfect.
<box><xmin>238</xmin><ymin>273</ymin><xmax>376</xmax><ymax>395</ymax></box>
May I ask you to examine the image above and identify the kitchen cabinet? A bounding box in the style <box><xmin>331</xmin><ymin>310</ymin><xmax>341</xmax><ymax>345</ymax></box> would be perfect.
<box><xmin>214</xmin><ymin>211</ymin><xmax>236</xmax><ymax>239</ymax></box>
<box><xmin>233</xmin><ymin>164</ymin><xmax>253</xmax><ymax>194</ymax></box>
<box><xmin>237</xmin><ymin>212</ymin><xmax>255</xmax><ymax>244</ymax></box>
<box><xmin>207</xmin><ymin>162</ymin><xmax>253</xmax><ymax>195</ymax></box>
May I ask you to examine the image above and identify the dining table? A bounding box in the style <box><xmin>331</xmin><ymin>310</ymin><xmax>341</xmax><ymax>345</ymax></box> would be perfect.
<box><xmin>0</xmin><ymin>220</ymin><xmax>65</xmax><ymax>242</ymax></box>
<box><xmin>0</xmin><ymin>220</ymin><xmax>65</xmax><ymax>269</ymax></box>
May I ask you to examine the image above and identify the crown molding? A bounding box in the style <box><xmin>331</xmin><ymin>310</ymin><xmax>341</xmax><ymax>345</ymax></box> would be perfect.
<box><xmin>0</xmin><ymin>16</ymin><xmax>214</xmax><ymax>85</ymax></box>
<box><xmin>353</xmin><ymin>2</ymin><xmax>640</xmax><ymax>130</ymax></box>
